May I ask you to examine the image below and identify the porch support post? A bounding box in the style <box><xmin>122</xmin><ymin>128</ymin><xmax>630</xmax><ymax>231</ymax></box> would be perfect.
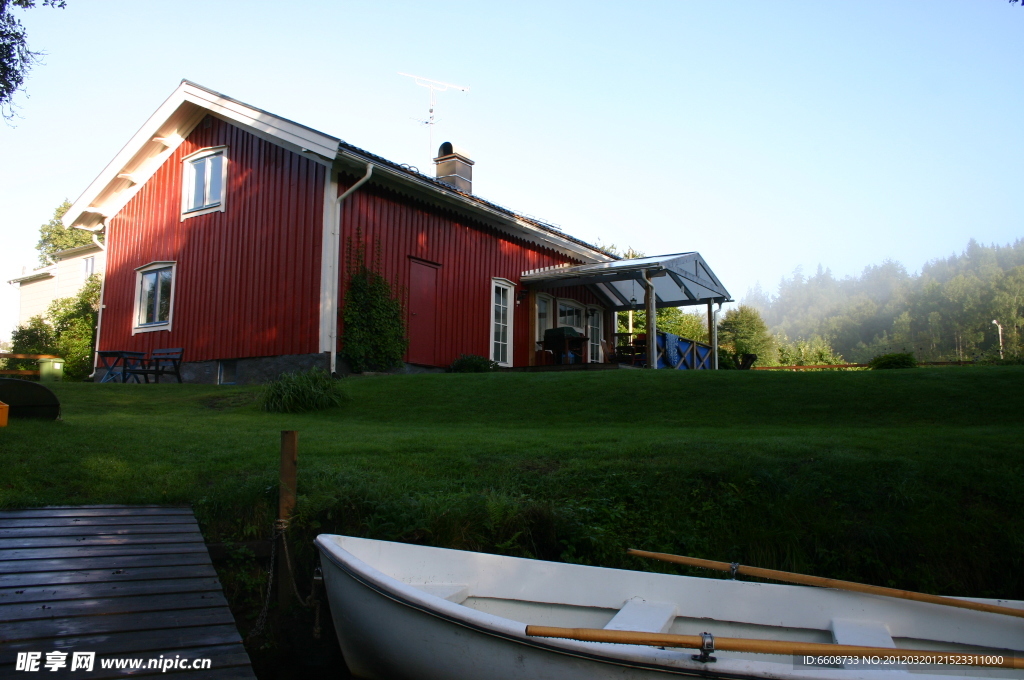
<box><xmin>644</xmin><ymin>270</ymin><xmax>657</xmax><ymax>369</ymax></box>
<box><xmin>706</xmin><ymin>301</ymin><xmax>713</xmax><ymax>347</ymax></box>
<box><xmin>713</xmin><ymin>303</ymin><xmax>721</xmax><ymax>370</ymax></box>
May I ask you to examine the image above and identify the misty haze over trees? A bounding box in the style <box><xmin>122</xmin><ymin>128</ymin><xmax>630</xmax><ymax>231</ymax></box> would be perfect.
<box><xmin>745</xmin><ymin>239</ymin><xmax>1024</xmax><ymax>363</ymax></box>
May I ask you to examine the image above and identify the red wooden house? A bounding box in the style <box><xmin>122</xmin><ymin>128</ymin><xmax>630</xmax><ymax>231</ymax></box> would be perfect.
<box><xmin>63</xmin><ymin>82</ymin><xmax>729</xmax><ymax>383</ymax></box>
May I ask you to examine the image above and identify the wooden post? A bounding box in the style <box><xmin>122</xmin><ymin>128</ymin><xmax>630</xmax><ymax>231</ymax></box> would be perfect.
<box><xmin>706</xmin><ymin>302</ymin><xmax>713</xmax><ymax>349</ymax></box>
<box><xmin>707</xmin><ymin>301</ymin><xmax>716</xmax><ymax>370</ymax></box>
<box><xmin>644</xmin><ymin>271</ymin><xmax>657</xmax><ymax>369</ymax></box>
<box><xmin>278</xmin><ymin>430</ymin><xmax>298</xmax><ymax>607</ymax></box>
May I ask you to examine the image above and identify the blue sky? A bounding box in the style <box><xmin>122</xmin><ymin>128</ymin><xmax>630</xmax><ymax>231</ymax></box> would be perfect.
<box><xmin>2</xmin><ymin>1</ymin><xmax>1022</xmax><ymax>341</ymax></box>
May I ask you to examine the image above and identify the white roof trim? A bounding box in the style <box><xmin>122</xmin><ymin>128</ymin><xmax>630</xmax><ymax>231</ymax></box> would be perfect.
<box><xmin>64</xmin><ymin>81</ymin><xmax>341</xmax><ymax>231</ymax></box>
<box><xmin>53</xmin><ymin>243</ymin><xmax>103</xmax><ymax>260</ymax></box>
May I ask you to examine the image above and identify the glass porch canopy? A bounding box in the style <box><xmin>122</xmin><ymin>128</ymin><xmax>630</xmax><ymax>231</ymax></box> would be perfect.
<box><xmin>520</xmin><ymin>252</ymin><xmax>732</xmax><ymax>311</ymax></box>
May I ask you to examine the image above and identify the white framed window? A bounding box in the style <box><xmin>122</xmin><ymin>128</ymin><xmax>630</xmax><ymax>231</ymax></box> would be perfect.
<box><xmin>133</xmin><ymin>261</ymin><xmax>176</xmax><ymax>334</ymax></box>
<box><xmin>82</xmin><ymin>256</ymin><xmax>95</xmax><ymax>278</ymax></box>
<box><xmin>536</xmin><ymin>293</ymin><xmax>554</xmax><ymax>343</ymax></box>
<box><xmin>181</xmin><ymin>146</ymin><xmax>227</xmax><ymax>219</ymax></box>
<box><xmin>558</xmin><ymin>301</ymin><xmax>585</xmax><ymax>332</ymax></box>
<box><xmin>491</xmin><ymin>278</ymin><xmax>515</xmax><ymax>366</ymax></box>
<box><xmin>588</xmin><ymin>307</ymin><xmax>603</xmax><ymax>362</ymax></box>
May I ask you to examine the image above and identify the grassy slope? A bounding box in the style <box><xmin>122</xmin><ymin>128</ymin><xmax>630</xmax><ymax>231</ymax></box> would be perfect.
<box><xmin>2</xmin><ymin>367</ymin><xmax>1022</xmax><ymax>600</ymax></box>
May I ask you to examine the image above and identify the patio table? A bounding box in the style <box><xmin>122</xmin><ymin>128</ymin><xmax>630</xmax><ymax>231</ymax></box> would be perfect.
<box><xmin>97</xmin><ymin>350</ymin><xmax>148</xmax><ymax>383</ymax></box>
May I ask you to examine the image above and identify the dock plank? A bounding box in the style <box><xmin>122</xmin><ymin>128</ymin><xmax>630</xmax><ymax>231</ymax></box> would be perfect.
<box><xmin>4</xmin><ymin>516</ymin><xmax>198</xmax><ymax>528</ymax></box>
<box><xmin>0</xmin><ymin>542</ymin><xmax>208</xmax><ymax>561</ymax></box>
<box><xmin>0</xmin><ymin>524</ymin><xmax>201</xmax><ymax>539</ymax></box>
<box><xmin>1</xmin><ymin>590</ymin><xmax>230</xmax><ymax>623</ymax></box>
<box><xmin>0</xmin><ymin>506</ymin><xmax>255</xmax><ymax>679</ymax></box>
<box><xmin>0</xmin><ymin>552</ymin><xmax>213</xmax><ymax>574</ymax></box>
<box><xmin>0</xmin><ymin>577</ymin><xmax>223</xmax><ymax>605</ymax></box>
<box><xmin>0</xmin><ymin>507</ymin><xmax>193</xmax><ymax>519</ymax></box>
<box><xmin>2</xmin><ymin>606</ymin><xmax>237</xmax><ymax>642</ymax></box>
<box><xmin>0</xmin><ymin>532</ymin><xmax>206</xmax><ymax>549</ymax></box>
<box><xmin>0</xmin><ymin>625</ymin><xmax>243</xmax><ymax>658</ymax></box>
<box><xmin>0</xmin><ymin>564</ymin><xmax>219</xmax><ymax>588</ymax></box>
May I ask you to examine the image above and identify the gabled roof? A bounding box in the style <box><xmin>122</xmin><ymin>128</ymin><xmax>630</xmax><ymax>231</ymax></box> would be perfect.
<box><xmin>52</xmin><ymin>243</ymin><xmax>103</xmax><ymax>260</ymax></box>
<box><xmin>521</xmin><ymin>252</ymin><xmax>732</xmax><ymax>310</ymax></box>
<box><xmin>64</xmin><ymin>80</ymin><xmax>340</xmax><ymax>233</ymax></box>
<box><xmin>8</xmin><ymin>266</ymin><xmax>54</xmax><ymax>285</ymax></box>
<box><xmin>64</xmin><ymin>81</ymin><xmax>614</xmax><ymax>263</ymax></box>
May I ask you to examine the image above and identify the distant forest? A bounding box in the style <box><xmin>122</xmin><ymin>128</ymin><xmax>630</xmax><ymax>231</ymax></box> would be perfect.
<box><xmin>744</xmin><ymin>239</ymin><xmax>1024</xmax><ymax>363</ymax></box>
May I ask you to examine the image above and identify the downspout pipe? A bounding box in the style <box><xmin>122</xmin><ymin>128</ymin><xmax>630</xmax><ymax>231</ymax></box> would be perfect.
<box><xmin>73</xmin><ymin>223</ymin><xmax>106</xmax><ymax>251</ymax></box>
<box><xmin>330</xmin><ymin>163</ymin><xmax>374</xmax><ymax>376</ymax></box>
<box><xmin>73</xmin><ymin>223</ymin><xmax>107</xmax><ymax>379</ymax></box>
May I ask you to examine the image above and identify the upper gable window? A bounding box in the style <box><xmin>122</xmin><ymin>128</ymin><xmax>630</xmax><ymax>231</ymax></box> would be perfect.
<box><xmin>182</xmin><ymin>147</ymin><xmax>227</xmax><ymax>218</ymax></box>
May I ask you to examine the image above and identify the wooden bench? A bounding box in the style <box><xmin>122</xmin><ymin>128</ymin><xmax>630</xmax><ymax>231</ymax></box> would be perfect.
<box><xmin>0</xmin><ymin>353</ymin><xmax>61</xmax><ymax>378</ymax></box>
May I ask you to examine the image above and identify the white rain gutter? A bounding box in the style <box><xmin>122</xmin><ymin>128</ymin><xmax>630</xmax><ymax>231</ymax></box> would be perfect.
<box><xmin>73</xmin><ymin>225</ymin><xmax>106</xmax><ymax>251</ymax></box>
<box><xmin>329</xmin><ymin>163</ymin><xmax>374</xmax><ymax>376</ymax></box>
<box><xmin>73</xmin><ymin>222</ymin><xmax>107</xmax><ymax>379</ymax></box>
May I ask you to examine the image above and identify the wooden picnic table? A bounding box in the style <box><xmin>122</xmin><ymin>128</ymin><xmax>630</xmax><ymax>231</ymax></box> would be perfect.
<box><xmin>96</xmin><ymin>351</ymin><xmax>148</xmax><ymax>383</ymax></box>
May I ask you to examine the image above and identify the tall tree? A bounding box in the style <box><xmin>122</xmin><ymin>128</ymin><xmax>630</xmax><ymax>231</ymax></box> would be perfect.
<box><xmin>35</xmin><ymin>199</ymin><xmax>92</xmax><ymax>266</ymax></box>
<box><xmin>718</xmin><ymin>305</ymin><xmax>777</xmax><ymax>367</ymax></box>
<box><xmin>1</xmin><ymin>0</ymin><xmax>66</xmax><ymax>121</ymax></box>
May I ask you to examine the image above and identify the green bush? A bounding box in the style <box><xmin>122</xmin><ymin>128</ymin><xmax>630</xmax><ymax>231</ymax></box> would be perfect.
<box><xmin>6</xmin><ymin>275</ymin><xmax>100</xmax><ymax>381</ymax></box>
<box><xmin>869</xmin><ymin>352</ymin><xmax>917</xmax><ymax>370</ymax></box>
<box><xmin>259</xmin><ymin>368</ymin><xmax>346</xmax><ymax>413</ymax></box>
<box><xmin>448</xmin><ymin>354</ymin><xmax>500</xmax><ymax>373</ymax></box>
<box><xmin>340</xmin><ymin>239</ymin><xmax>408</xmax><ymax>373</ymax></box>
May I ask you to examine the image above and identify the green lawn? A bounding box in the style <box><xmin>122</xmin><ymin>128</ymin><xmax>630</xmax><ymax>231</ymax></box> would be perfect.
<box><xmin>2</xmin><ymin>367</ymin><xmax>1022</xmax><ymax>600</ymax></box>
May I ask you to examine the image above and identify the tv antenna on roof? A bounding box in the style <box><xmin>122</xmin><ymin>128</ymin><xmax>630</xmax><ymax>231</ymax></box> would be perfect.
<box><xmin>399</xmin><ymin>72</ymin><xmax>469</xmax><ymax>160</ymax></box>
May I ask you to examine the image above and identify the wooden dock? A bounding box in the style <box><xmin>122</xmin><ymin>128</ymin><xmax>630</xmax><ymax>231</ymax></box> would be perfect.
<box><xmin>0</xmin><ymin>505</ymin><xmax>256</xmax><ymax>679</ymax></box>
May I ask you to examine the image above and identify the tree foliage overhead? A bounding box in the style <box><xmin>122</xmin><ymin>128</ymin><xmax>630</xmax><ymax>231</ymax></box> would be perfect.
<box><xmin>1</xmin><ymin>0</ymin><xmax>66</xmax><ymax>121</ymax></box>
<box><xmin>35</xmin><ymin>199</ymin><xmax>94</xmax><ymax>266</ymax></box>
<box><xmin>748</xmin><ymin>239</ymin><xmax>1024</xmax><ymax>362</ymax></box>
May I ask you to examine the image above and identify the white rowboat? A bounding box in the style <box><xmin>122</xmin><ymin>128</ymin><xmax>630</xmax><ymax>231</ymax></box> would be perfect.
<box><xmin>315</xmin><ymin>535</ymin><xmax>1024</xmax><ymax>680</ymax></box>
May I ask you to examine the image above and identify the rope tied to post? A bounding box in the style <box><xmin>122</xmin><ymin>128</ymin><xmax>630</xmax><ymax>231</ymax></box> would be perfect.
<box><xmin>248</xmin><ymin>431</ymin><xmax>323</xmax><ymax>641</ymax></box>
<box><xmin>247</xmin><ymin>517</ymin><xmax>323</xmax><ymax>641</ymax></box>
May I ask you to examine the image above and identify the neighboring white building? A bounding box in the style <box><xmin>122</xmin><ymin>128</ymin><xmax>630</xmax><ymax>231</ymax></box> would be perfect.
<box><xmin>7</xmin><ymin>244</ymin><xmax>105</xmax><ymax>327</ymax></box>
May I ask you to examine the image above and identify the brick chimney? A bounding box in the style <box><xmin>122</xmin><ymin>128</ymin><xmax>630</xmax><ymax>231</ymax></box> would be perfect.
<box><xmin>433</xmin><ymin>142</ymin><xmax>474</xmax><ymax>193</ymax></box>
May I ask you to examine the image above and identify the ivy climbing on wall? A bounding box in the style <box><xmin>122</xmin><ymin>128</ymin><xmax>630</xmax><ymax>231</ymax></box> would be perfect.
<box><xmin>340</xmin><ymin>236</ymin><xmax>408</xmax><ymax>373</ymax></box>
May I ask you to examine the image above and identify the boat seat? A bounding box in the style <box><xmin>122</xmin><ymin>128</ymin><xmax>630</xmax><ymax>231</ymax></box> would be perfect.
<box><xmin>830</xmin><ymin>619</ymin><xmax>896</xmax><ymax>647</ymax></box>
<box><xmin>831</xmin><ymin>619</ymin><xmax>905</xmax><ymax>672</ymax></box>
<box><xmin>604</xmin><ymin>597</ymin><xmax>678</xmax><ymax>634</ymax></box>
<box><xmin>411</xmin><ymin>584</ymin><xmax>468</xmax><ymax>604</ymax></box>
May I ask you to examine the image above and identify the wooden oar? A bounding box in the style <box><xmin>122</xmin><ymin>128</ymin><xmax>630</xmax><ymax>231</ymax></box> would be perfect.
<box><xmin>525</xmin><ymin>625</ymin><xmax>1024</xmax><ymax>669</ymax></box>
<box><xmin>627</xmin><ymin>549</ymin><xmax>1024</xmax><ymax>620</ymax></box>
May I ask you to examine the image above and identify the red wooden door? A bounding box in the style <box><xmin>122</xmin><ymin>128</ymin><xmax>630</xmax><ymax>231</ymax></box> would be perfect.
<box><xmin>408</xmin><ymin>260</ymin><xmax>438</xmax><ymax>365</ymax></box>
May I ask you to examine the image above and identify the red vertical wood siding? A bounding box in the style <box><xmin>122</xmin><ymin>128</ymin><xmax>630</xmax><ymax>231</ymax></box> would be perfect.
<box><xmin>336</xmin><ymin>176</ymin><xmax>601</xmax><ymax>367</ymax></box>
<box><xmin>100</xmin><ymin>115</ymin><xmax>326</xmax><ymax>361</ymax></box>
